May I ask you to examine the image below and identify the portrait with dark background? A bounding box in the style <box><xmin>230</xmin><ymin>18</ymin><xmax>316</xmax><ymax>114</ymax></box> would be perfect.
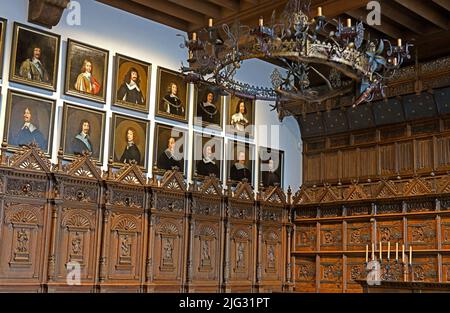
<box><xmin>192</xmin><ymin>133</ymin><xmax>223</xmax><ymax>179</ymax></box>
<box><xmin>154</xmin><ymin>124</ymin><xmax>187</xmax><ymax>174</ymax></box>
<box><xmin>259</xmin><ymin>147</ymin><xmax>284</xmax><ymax>188</ymax></box>
<box><xmin>61</xmin><ymin>103</ymin><xmax>106</xmax><ymax>162</ymax></box>
<box><xmin>156</xmin><ymin>67</ymin><xmax>188</xmax><ymax>122</ymax></box>
<box><xmin>194</xmin><ymin>83</ymin><xmax>222</xmax><ymax>128</ymax></box>
<box><xmin>227</xmin><ymin>140</ymin><xmax>254</xmax><ymax>185</ymax></box>
<box><xmin>65</xmin><ymin>39</ymin><xmax>109</xmax><ymax>103</ymax></box>
<box><xmin>10</xmin><ymin>22</ymin><xmax>60</xmax><ymax>91</ymax></box>
<box><xmin>113</xmin><ymin>54</ymin><xmax>151</xmax><ymax>113</ymax></box>
<box><xmin>4</xmin><ymin>90</ymin><xmax>55</xmax><ymax>155</ymax></box>
<box><xmin>110</xmin><ymin>114</ymin><xmax>149</xmax><ymax>169</ymax></box>
<box><xmin>227</xmin><ymin>95</ymin><xmax>255</xmax><ymax>137</ymax></box>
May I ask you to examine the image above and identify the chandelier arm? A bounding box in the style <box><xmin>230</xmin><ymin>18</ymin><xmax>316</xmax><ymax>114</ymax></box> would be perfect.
<box><xmin>276</xmin><ymin>83</ymin><xmax>353</xmax><ymax>103</ymax></box>
<box><xmin>309</xmin><ymin>65</ymin><xmax>333</xmax><ymax>91</ymax></box>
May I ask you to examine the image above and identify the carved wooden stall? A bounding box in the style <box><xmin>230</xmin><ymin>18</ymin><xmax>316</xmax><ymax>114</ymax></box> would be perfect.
<box><xmin>0</xmin><ymin>144</ymin><xmax>53</xmax><ymax>292</ymax></box>
<box><xmin>188</xmin><ymin>175</ymin><xmax>224</xmax><ymax>292</ymax></box>
<box><xmin>146</xmin><ymin>170</ymin><xmax>188</xmax><ymax>292</ymax></box>
<box><xmin>47</xmin><ymin>152</ymin><xmax>103</xmax><ymax>292</ymax></box>
<box><xmin>99</xmin><ymin>161</ymin><xmax>148</xmax><ymax>292</ymax></box>
<box><xmin>0</xmin><ymin>145</ymin><xmax>289</xmax><ymax>292</ymax></box>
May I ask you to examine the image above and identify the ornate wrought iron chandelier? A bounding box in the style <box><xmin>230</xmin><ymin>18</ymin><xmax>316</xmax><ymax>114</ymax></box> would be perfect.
<box><xmin>179</xmin><ymin>0</ymin><xmax>413</xmax><ymax>109</ymax></box>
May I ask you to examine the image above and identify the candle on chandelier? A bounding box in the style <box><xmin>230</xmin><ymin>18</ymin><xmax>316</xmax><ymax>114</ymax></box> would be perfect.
<box><xmin>379</xmin><ymin>241</ymin><xmax>382</xmax><ymax>260</ymax></box>
<box><xmin>365</xmin><ymin>244</ymin><xmax>368</xmax><ymax>263</ymax></box>
<box><xmin>259</xmin><ymin>17</ymin><xmax>264</xmax><ymax>27</ymax></box>
<box><xmin>395</xmin><ymin>242</ymin><xmax>399</xmax><ymax>261</ymax></box>
<box><xmin>371</xmin><ymin>243</ymin><xmax>375</xmax><ymax>261</ymax></box>
<box><xmin>387</xmin><ymin>241</ymin><xmax>391</xmax><ymax>260</ymax></box>
<box><xmin>192</xmin><ymin>32</ymin><xmax>197</xmax><ymax>41</ymax></box>
<box><xmin>397</xmin><ymin>38</ymin><xmax>402</xmax><ymax>47</ymax></box>
<box><xmin>409</xmin><ymin>246</ymin><xmax>412</xmax><ymax>265</ymax></box>
<box><xmin>208</xmin><ymin>18</ymin><xmax>213</xmax><ymax>27</ymax></box>
<box><xmin>347</xmin><ymin>18</ymin><xmax>352</xmax><ymax>28</ymax></box>
<box><xmin>317</xmin><ymin>6</ymin><xmax>323</xmax><ymax>17</ymax></box>
<box><xmin>393</xmin><ymin>57</ymin><xmax>398</xmax><ymax>66</ymax></box>
<box><xmin>402</xmin><ymin>244</ymin><xmax>405</xmax><ymax>263</ymax></box>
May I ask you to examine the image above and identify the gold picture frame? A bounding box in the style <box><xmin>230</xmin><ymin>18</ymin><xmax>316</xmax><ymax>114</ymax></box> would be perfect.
<box><xmin>9</xmin><ymin>22</ymin><xmax>60</xmax><ymax>91</ymax></box>
<box><xmin>226</xmin><ymin>95</ymin><xmax>255</xmax><ymax>138</ymax></box>
<box><xmin>112</xmin><ymin>53</ymin><xmax>151</xmax><ymax>113</ymax></box>
<box><xmin>192</xmin><ymin>132</ymin><xmax>223</xmax><ymax>180</ymax></box>
<box><xmin>193</xmin><ymin>82</ymin><xmax>224</xmax><ymax>129</ymax></box>
<box><xmin>0</xmin><ymin>18</ymin><xmax>7</xmax><ymax>80</ymax></box>
<box><xmin>64</xmin><ymin>39</ymin><xmax>109</xmax><ymax>103</ymax></box>
<box><xmin>60</xmin><ymin>102</ymin><xmax>106</xmax><ymax>163</ymax></box>
<box><xmin>155</xmin><ymin>66</ymin><xmax>189</xmax><ymax>123</ymax></box>
<box><xmin>153</xmin><ymin>123</ymin><xmax>188</xmax><ymax>175</ymax></box>
<box><xmin>4</xmin><ymin>89</ymin><xmax>56</xmax><ymax>156</ymax></box>
<box><xmin>109</xmin><ymin>113</ymin><xmax>150</xmax><ymax>170</ymax></box>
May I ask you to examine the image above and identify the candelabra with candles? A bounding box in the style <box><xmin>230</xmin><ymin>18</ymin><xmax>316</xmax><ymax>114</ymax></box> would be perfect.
<box><xmin>364</xmin><ymin>242</ymin><xmax>413</xmax><ymax>282</ymax></box>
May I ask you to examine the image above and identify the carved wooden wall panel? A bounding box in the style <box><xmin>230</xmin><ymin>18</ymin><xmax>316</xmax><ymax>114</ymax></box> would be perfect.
<box><xmin>324</xmin><ymin>152</ymin><xmax>338</xmax><ymax>181</ymax></box>
<box><xmin>359</xmin><ymin>147</ymin><xmax>378</xmax><ymax>178</ymax></box>
<box><xmin>376</xmin><ymin>219</ymin><xmax>403</xmax><ymax>244</ymax></box>
<box><xmin>295</xmin><ymin>223</ymin><xmax>316</xmax><ymax>251</ymax></box>
<box><xmin>441</xmin><ymin>217</ymin><xmax>450</xmax><ymax>249</ymax></box>
<box><xmin>407</xmin><ymin>218</ymin><xmax>437</xmax><ymax>250</ymax></box>
<box><xmin>305</xmin><ymin>153</ymin><xmax>321</xmax><ymax>183</ymax></box>
<box><xmin>416</xmin><ymin>139</ymin><xmax>434</xmax><ymax>173</ymax></box>
<box><xmin>294</xmin><ymin>256</ymin><xmax>316</xmax><ymax>292</ymax></box>
<box><xmin>341</xmin><ymin>149</ymin><xmax>358</xmax><ymax>180</ymax></box>
<box><xmin>319</xmin><ymin>257</ymin><xmax>343</xmax><ymax>292</ymax></box>
<box><xmin>442</xmin><ymin>256</ymin><xmax>450</xmax><ymax>282</ymax></box>
<box><xmin>346</xmin><ymin>221</ymin><xmax>371</xmax><ymax>251</ymax></box>
<box><xmin>346</xmin><ymin>256</ymin><xmax>366</xmax><ymax>292</ymax></box>
<box><xmin>398</xmin><ymin>141</ymin><xmax>414</xmax><ymax>174</ymax></box>
<box><xmin>412</xmin><ymin>256</ymin><xmax>438</xmax><ymax>282</ymax></box>
<box><xmin>320</xmin><ymin>223</ymin><xmax>342</xmax><ymax>251</ymax></box>
<box><xmin>380</xmin><ymin>144</ymin><xmax>396</xmax><ymax>176</ymax></box>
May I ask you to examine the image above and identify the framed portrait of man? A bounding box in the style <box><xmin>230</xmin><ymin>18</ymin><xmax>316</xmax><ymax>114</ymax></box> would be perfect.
<box><xmin>192</xmin><ymin>132</ymin><xmax>223</xmax><ymax>180</ymax></box>
<box><xmin>226</xmin><ymin>140</ymin><xmax>255</xmax><ymax>185</ymax></box>
<box><xmin>154</xmin><ymin>124</ymin><xmax>187</xmax><ymax>175</ymax></box>
<box><xmin>3</xmin><ymin>89</ymin><xmax>56</xmax><ymax>155</ymax></box>
<box><xmin>64</xmin><ymin>39</ymin><xmax>109</xmax><ymax>103</ymax></box>
<box><xmin>155</xmin><ymin>67</ymin><xmax>189</xmax><ymax>123</ymax></box>
<box><xmin>226</xmin><ymin>95</ymin><xmax>255</xmax><ymax>138</ymax></box>
<box><xmin>113</xmin><ymin>54</ymin><xmax>151</xmax><ymax>113</ymax></box>
<box><xmin>110</xmin><ymin>113</ymin><xmax>149</xmax><ymax>169</ymax></box>
<box><xmin>194</xmin><ymin>83</ymin><xmax>223</xmax><ymax>129</ymax></box>
<box><xmin>60</xmin><ymin>103</ymin><xmax>106</xmax><ymax>163</ymax></box>
<box><xmin>0</xmin><ymin>18</ymin><xmax>6</xmax><ymax>80</ymax></box>
<box><xmin>259</xmin><ymin>147</ymin><xmax>284</xmax><ymax>189</ymax></box>
<box><xmin>9</xmin><ymin>22</ymin><xmax>60</xmax><ymax>91</ymax></box>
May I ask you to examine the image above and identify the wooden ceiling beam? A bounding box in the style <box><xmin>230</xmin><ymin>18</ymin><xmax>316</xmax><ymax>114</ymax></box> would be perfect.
<box><xmin>432</xmin><ymin>0</ymin><xmax>450</xmax><ymax>12</ymax></box>
<box><xmin>394</xmin><ymin>0</ymin><xmax>449</xmax><ymax>30</ymax></box>
<box><xmin>380</xmin><ymin>1</ymin><xmax>431</xmax><ymax>35</ymax></box>
<box><xmin>347</xmin><ymin>8</ymin><xmax>405</xmax><ymax>39</ymax></box>
<box><xmin>97</xmin><ymin>0</ymin><xmax>189</xmax><ymax>31</ymax></box>
<box><xmin>131</xmin><ymin>0</ymin><xmax>206</xmax><ymax>26</ymax></box>
<box><xmin>207</xmin><ymin>0</ymin><xmax>240</xmax><ymax>12</ymax></box>
<box><xmin>167</xmin><ymin>0</ymin><xmax>223</xmax><ymax>19</ymax></box>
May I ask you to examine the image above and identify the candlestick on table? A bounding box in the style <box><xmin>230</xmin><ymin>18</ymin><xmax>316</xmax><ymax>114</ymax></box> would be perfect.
<box><xmin>395</xmin><ymin>242</ymin><xmax>399</xmax><ymax>261</ymax></box>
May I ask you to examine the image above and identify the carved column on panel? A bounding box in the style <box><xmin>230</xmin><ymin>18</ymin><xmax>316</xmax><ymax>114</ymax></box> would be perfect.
<box><xmin>47</xmin><ymin>203</ymin><xmax>59</xmax><ymax>282</ymax></box>
<box><xmin>186</xmin><ymin>217</ymin><xmax>194</xmax><ymax>285</ymax></box>
<box><xmin>99</xmin><ymin>208</ymin><xmax>110</xmax><ymax>283</ymax></box>
<box><xmin>223</xmin><ymin>205</ymin><xmax>231</xmax><ymax>290</ymax></box>
<box><xmin>146</xmin><ymin>214</ymin><xmax>155</xmax><ymax>283</ymax></box>
<box><xmin>256</xmin><ymin>219</ymin><xmax>262</xmax><ymax>286</ymax></box>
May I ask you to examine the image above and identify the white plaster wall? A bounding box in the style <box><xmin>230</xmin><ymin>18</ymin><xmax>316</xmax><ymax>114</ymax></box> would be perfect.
<box><xmin>0</xmin><ymin>0</ymin><xmax>302</xmax><ymax>191</ymax></box>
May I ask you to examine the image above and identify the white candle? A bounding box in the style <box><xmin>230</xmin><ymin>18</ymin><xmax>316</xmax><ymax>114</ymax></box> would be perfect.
<box><xmin>395</xmin><ymin>242</ymin><xmax>399</xmax><ymax>261</ymax></box>
<box><xmin>192</xmin><ymin>32</ymin><xmax>197</xmax><ymax>41</ymax></box>
<box><xmin>317</xmin><ymin>6</ymin><xmax>323</xmax><ymax>17</ymax></box>
<box><xmin>397</xmin><ymin>38</ymin><xmax>402</xmax><ymax>47</ymax></box>
<box><xmin>409</xmin><ymin>246</ymin><xmax>412</xmax><ymax>265</ymax></box>
<box><xmin>371</xmin><ymin>243</ymin><xmax>375</xmax><ymax>261</ymax></box>
<box><xmin>259</xmin><ymin>17</ymin><xmax>264</xmax><ymax>27</ymax></box>
<box><xmin>208</xmin><ymin>18</ymin><xmax>213</xmax><ymax>27</ymax></box>
<box><xmin>347</xmin><ymin>18</ymin><xmax>352</xmax><ymax>28</ymax></box>
<box><xmin>402</xmin><ymin>244</ymin><xmax>405</xmax><ymax>263</ymax></box>
<box><xmin>366</xmin><ymin>245</ymin><xmax>368</xmax><ymax>263</ymax></box>
<box><xmin>379</xmin><ymin>242</ymin><xmax>382</xmax><ymax>260</ymax></box>
<box><xmin>387</xmin><ymin>242</ymin><xmax>391</xmax><ymax>260</ymax></box>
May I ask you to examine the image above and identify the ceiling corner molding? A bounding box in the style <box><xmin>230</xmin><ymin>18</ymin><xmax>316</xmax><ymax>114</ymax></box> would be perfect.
<box><xmin>28</xmin><ymin>0</ymin><xmax>70</xmax><ymax>28</ymax></box>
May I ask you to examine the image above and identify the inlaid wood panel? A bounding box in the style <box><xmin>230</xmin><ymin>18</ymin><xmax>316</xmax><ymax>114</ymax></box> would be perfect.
<box><xmin>319</xmin><ymin>223</ymin><xmax>342</xmax><ymax>251</ymax></box>
<box><xmin>319</xmin><ymin>257</ymin><xmax>343</xmax><ymax>292</ymax></box>
<box><xmin>376</xmin><ymin>219</ymin><xmax>403</xmax><ymax>244</ymax></box>
<box><xmin>346</xmin><ymin>257</ymin><xmax>366</xmax><ymax>292</ymax></box>
<box><xmin>407</xmin><ymin>218</ymin><xmax>437</xmax><ymax>250</ymax></box>
<box><xmin>295</xmin><ymin>224</ymin><xmax>316</xmax><ymax>251</ymax></box>
<box><xmin>411</xmin><ymin>256</ymin><xmax>438</xmax><ymax>282</ymax></box>
<box><xmin>294</xmin><ymin>256</ymin><xmax>316</xmax><ymax>292</ymax></box>
<box><xmin>346</xmin><ymin>222</ymin><xmax>371</xmax><ymax>251</ymax></box>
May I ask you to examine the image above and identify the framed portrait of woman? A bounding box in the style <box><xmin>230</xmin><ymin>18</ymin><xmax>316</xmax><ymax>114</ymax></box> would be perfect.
<box><xmin>192</xmin><ymin>132</ymin><xmax>223</xmax><ymax>180</ymax></box>
<box><xmin>9</xmin><ymin>22</ymin><xmax>60</xmax><ymax>91</ymax></box>
<box><xmin>0</xmin><ymin>18</ymin><xmax>6</xmax><ymax>80</ymax></box>
<box><xmin>60</xmin><ymin>103</ymin><xmax>106</xmax><ymax>163</ymax></box>
<box><xmin>155</xmin><ymin>67</ymin><xmax>189</xmax><ymax>123</ymax></box>
<box><xmin>226</xmin><ymin>140</ymin><xmax>255</xmax><ymax>185</ymax></box>
<box><xmin>153</xmin><ymin>123</ymin><xmax>187</xmax><ymax>175</ymax></box>
<box><xmin>64</xmin><ymin>39</ymin><xmax>109</xmax><ymax>103</ymax></box>
<box><xmin>3</xmin><ymin>89</ymin><xmax>56</xmax><ymax>156</ymax></box>
<box><xmin>110</xmin><ymin>113</ymin><xmax>150</xmax><ymax>170</ymax></box>
<box><xmin>226</xmin><ymin>95</ymin><xmax>255</xmax><ymax>138</ymax></box>
<box><xmin>194</xmin><ymin>83</ymin><xmax>223</xmax><ymax>129</ymax></box>
<box><xmin>112</xmin><ymin>54</ymin><xmax>151</xmax><ymax>113</ymax></box>
<box><xmin>258</xmin><ymin>147</ymin><xmax>284</xmax><ymax>189</ymax></box>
